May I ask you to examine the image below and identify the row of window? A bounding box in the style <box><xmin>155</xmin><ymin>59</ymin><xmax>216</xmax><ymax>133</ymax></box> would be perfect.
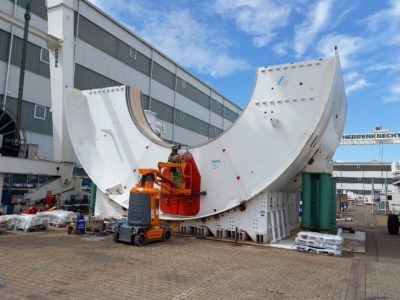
<box><xmin>11</xmin><ymin>0</ymin><xmax>48</xmax><ymax>20</ymax></box>
<box><xmin>141</xmin><ymin>94</ymin><xmax>223</xmax><ymax>139</ymax></box>
<box><xmin>337</xmin><ymin>189</ymin><xmax>375</xmax><ymax>196</ymax></box>
<box><xmin>0</xmin><ymin>94</ymin><xmax>51</xmax><ymax>135</ymax></box>
<box><xmin>336</xmin><ymin>177</ymin><xmax>394</xmax><ymax>184</ymax></box>
<box><xmin>72</xmin><ymin>65</ymin><xmax>224</xmax><ymax>139</ymax></box>
<box><xmin>75</xmin><ymin>15</ymin><xmax>239</xmax><ymax>122</ymax></box>
<box><xmin>5</xmin><ymin>1</ymin><xmax>240</xmax><ymax>122</ymax></box>
<box><xmin>333</xmin><ymin>164</ymin><xmax>392</xmax><ymax>172</ymax></box>
<box><xmin>0</xmin><ymin>29</ymin><xmax>50</xmax><ymax>78</ymax></box>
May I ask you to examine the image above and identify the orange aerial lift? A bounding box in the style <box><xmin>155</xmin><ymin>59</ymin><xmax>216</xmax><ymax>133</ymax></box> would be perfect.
<box><xmin>114</xmin><ymin>151</ymin><xmax>205</xmax><ymax>246</ymax></box>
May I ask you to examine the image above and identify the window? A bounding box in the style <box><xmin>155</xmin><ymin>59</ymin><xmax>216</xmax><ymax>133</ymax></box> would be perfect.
<box><xmin>130</xmin><ymin>48</ymin><xmax>137</xmax><ymax>59</ymax></box>
<box><xmin>181</xmin><ymin>80</ymin><xmax>186</xmax><ymax>88</ymax></box>
<box><xmin>34</xmin><ymin>104</ymin><xmax>46</xmax><ymax>120</ymax></box>
<box><xmin>40</xmin><ymin>48</ymin><xmax>49</xmax><ymax>64</ymax></box>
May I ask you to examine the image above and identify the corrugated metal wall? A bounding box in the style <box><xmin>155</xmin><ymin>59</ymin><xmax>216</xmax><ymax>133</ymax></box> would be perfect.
<box><xmin>78</xmin><ymin>16</ymin><xmax>151</xmax><ymax>77</ymax></box>
<box><xmin>74</xmin><ymin>64</ymin><xmax>120</xmax><ymax>90</ymax></box>
<box><xmin>152</xmin><ymin>62</ymin><xmax>175</xmax><ymax>90</ymax></box>
<box><xmin>0</xmin><ymin>30</ymin><xmax>10</xmax><ymax>61</ymax></box>
<box><xmin>0</xmin><ymin>94</ymin><xmax>52</xmax><ymax>135</ymax></box>
<box><xmin>11</xmin><ymin>35</ymin><xmax>50</xmax><ymax>78</ymax></box>
<box><xmin>0</xmin><ymin>29</ymin><xmax>50</xmax><ymax>78</ymax></box>
<box><xmin>14</xmin><ymin>0</ymin><xmax>47</xmax><ymax>20</ymax></box>
<box><xmin>75</xmin><ymin>15</ymin><xmax>239</xmax><ymax>124</ymax></box>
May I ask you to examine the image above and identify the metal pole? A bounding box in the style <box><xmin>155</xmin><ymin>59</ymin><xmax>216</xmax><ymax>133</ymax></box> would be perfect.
<box><xmin>235</xmin><ymin>226</ymin><xmax>238</xmax><ymax>244</ymax></box>
<box><xmin>14</xmin><ymin>0</ymin><xmax>32</xmax><ymax>145</ymax></box>
<box><xmin>3</xmin><ymin>0</ymin><xmax>18</xmax><ymax>106</ymax></box>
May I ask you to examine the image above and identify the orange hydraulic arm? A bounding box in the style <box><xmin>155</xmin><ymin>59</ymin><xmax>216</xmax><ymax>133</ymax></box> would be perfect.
<box><xmin>136</xmin><ymin>161</ymin><xmax>194</xmax><ymax>196</ymax></box>
<box><xmin>132</xmin><ymin>158</ymin><xmax>206</xmax><ymax>217</ymax></box>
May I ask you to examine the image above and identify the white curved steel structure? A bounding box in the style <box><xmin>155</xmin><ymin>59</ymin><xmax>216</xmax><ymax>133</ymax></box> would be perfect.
<box><xmin>65</xmin><ymin>52</ymin><xmax>346</xmax><ymax>229</ymax></box>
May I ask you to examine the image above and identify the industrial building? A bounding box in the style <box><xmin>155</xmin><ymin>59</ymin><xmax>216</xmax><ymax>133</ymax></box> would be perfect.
<box><xmin>0</xmin><ymin>0</ymin><xmax>241</xmax><ymax>162</ymax></box>
<box><xmin>333</xmin><ymin>162</ymin><xmax>396</xmax><ymax>202</ymax></box>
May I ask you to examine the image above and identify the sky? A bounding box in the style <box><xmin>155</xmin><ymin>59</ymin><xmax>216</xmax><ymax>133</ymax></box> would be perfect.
<box><xmin>89</xmin><ymin>0</ymin><xmax>400</xmax><ymax>163</ymax></box>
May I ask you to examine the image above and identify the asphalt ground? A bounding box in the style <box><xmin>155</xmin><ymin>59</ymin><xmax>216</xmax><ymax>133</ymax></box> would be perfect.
<box><xmin>0</xmin><ymin>205</ymin><xmax>399</xmax><ymax>300</ymax></box>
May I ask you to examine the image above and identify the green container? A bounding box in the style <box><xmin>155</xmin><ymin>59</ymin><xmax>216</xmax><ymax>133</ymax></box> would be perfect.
<box><xmin>314</xmin><ymin>178</ymin><xmax>320</xmax><ymax>230</ymax></box>
<box><xmin>330</xmin><ymin>178</ymin><xmax>337</xmax><ymax>233</ymax></box>
<box><xmin>319</xmin><ymin>173</ymin><xmax>331</xmax><ymax>231</ymax></box>
<box><xmin>89</xmin><ymin>184</ymin><xmax>97</xmax><ymax>217</ymax></box>
<box><xmin>301</xmin><ymin>172</ymin><xmax>312</xmax><ymax>229</ymax></box>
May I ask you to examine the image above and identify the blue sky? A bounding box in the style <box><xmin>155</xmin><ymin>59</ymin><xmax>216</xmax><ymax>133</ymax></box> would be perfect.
<box><xmin>89</xmin><ymin>0</ymin><xmax>400</xmax><ymax>163</ymax></box>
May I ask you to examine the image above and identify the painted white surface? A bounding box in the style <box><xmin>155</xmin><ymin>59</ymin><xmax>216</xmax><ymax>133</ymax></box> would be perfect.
<box><xmin>47</xmin><ymin>0</ymin><xmax>75</xmax><ymax>162</ymax></box>
<box><xmin>65</xmin><ymin>54</ymin><xmax>347</xmax><ymax>220</ymax></box>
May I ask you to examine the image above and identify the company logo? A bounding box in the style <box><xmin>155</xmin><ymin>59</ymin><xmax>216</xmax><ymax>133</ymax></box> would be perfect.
<box><xmin>54</xmin><ymin>48</ymin><xmax>59</xmax><ymax>67</ymax></box>
<box><xmin>342</xmin><ymin>132</ymin><xmax>400</xmax><ymax>140</ymax></box>
<box><xmin>211</xmin><ymin>159</ymin><xmax>224</xmax><ymax>169</ymax></box>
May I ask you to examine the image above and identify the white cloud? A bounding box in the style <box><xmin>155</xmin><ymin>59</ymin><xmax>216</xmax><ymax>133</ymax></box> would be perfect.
<box><xmin>138</xmin><ymin>9</ymin><xmax>249</xmax><ymax>77</ymax></box>
<box><xmin>317</xmin><ymin>34</ymin><xmax>364</xmax><ymax>69</ymax></box>
<box><xmin>213</xmin><ymin>0</ymin><xmax>292</xmax><ymax>47</ymax></box>
<box><xmin>294</xmin><ymin>0</ymin><xmax>333</xmax><ymax>57</ymax></box>
<box><xmin>273</xmin><ymin>42</ymin><xmax>289</xmax><ymax>56</ymax></box>
<box><xmin>87</xmin><ymin>0</ymin><xmax>249</xmax><ymax>77</ymax></box>
<box><xmin>342</xmin><ymin>72</ymin><xmax>368</xmax><ymax>95</ymax></box>
<box><xmin>365</xmin><ymin>57</ymin><xmax>400</xmax><ymax>73</ymax></box>
<box><xmin>343</xmin><ymin>72</ymin><xmax>359</xmax><ymax>82</ymax></box>
<box><xmin>383</xmin><ymin>83</ymin><xmax>400</xmax><ymax>103</ymax></box>
<box><xmin>346</xmin><ymin>78</ymin><xmax>367</xmax><ymax>94</ymax></box>
<box><xmin>366</xmin><ymin>0</ymin><xmax>400</xmax><ymax>32</ymax></box>
<box><xmin>391</xmin><ymin>84</ymin><xmax>400</xmax><ymax>95</ymax></box>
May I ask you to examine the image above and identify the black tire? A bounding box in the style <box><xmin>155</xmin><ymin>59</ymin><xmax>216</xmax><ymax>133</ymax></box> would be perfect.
<box><xmin>134</xmin><ymin>232</ymin><xmax>146</xmax><ymax>246</ymax></box>
<box><xmin>113</xmin><ymin>232</ymin><xmax>119</xmax><ymax>243</ymax></box>
<box><xmin>67</xmin><ymin>226</ymin><xmax>73</xmax><ymax>234</ymax></box>
<box><xmin>163</xmin><ymin>229</ymin><xmax>171</xmax><ymax>241</ymax></box>
<box><xmin>387</xmin><ymin>214</ymin><xmax>400</xmax><ymax>235</ymax></box>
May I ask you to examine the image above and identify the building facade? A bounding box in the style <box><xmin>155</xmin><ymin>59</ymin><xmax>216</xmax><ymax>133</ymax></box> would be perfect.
<box><xmin>333</xmin><ymin>162</ymin><xmax>395</xmax><ymax>202</ymax></box>
<box><xmin>0</xmin><ymin>0</ymin><xmax>242</xmax><ymax>160</ymax></box>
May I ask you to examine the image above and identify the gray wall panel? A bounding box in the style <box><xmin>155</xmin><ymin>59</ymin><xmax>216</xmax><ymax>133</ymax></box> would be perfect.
<box><xmin>176</xmin><ymin>77</ymin><xmax>210</xmax><ymax>109</ymax></box>
<box><xmin>175</xmin><ymin>93</ymin><xmax>209</xmax><ymax>123</ymax></box>
<box><xmin>152</xmin><ymin>62</ymin><xmax>175</xmax><ymax>90</ymax></box>
<box><xmin>209</xmin><ymin>124</ymin><xmax>222</xmax><ymax>139</ymax></box>
<box><xmin>8</xmin><ymin>32</ymin><xmax>50</xmax><ymax>78</ymax></box>
<box><xmin>333</xmin><ymin>164</ymin><xmax>392</xmax><ymax>172</ymax></box>
<box><xmin>338</xmin><ymin>177</ymin><xmax>394</xmax><ymax>184</ymax></box>
<box><xmin>210</xmin><ymin>98</ymin><xmax>223</xmax><ymax>116</ymax></box>
<box><xmin>74</xmin><ymin>64</ymin><xmax>120</xmax><ymax>90</ymax></box>
<box><xmin>141</xmin><ymin>94</ymin><xmax>150</xmax><ymax>110</ymax></box>
<box><xmin>173</xmin><ymin>125</ymin><xmax>208</xmax><ymax>146</ymax></box>
<box><xmin>223</xmin><ymin>106</ymin><xmax>238</xmax><ymax>123</ymax></box>
<box><xmin>14</xmin><ymin>0</ymin><xmax>47</xmax><ymax>20</ymax></box>
<box><xmin>1</xmin><ymin>94</ymin><xmax>52</xmax><ymax>135</ymax></box>
<box><xmin>0</xmin><ymin>30</ymin><xmax>10</xmax><ymax>62</ymax></box>
<box><xmin>150</xmin><ymin>98</ymin><xmax>174</xmax><ymax>124</ymax></box>
<box><xmin>150</xmin><ymin>80</ymin><xmax>174</xmax><ymax>107</ymax></box>
<box><xmin>77</xmin><ymin>16</ymin><xmax>150</xmax><ymax>77</ymax></box>
<box><xmin>174</xmin><ymin>109</ymin><xmax>209</xmax><ymax>137</ymax></box>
